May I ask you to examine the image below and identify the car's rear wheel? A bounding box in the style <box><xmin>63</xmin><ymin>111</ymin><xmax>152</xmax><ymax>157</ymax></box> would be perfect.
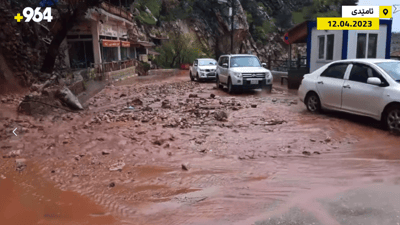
<box><xmin>382</xmin><ymin>105</ymin><xmax>400</xmax><ymax>133</ymax></box>
<box><xmin>227</xmin><ymin>78</ymin><xmax>235</xmax><ymax>94</ymax></box>
<box><xmin>305</xmin><ymin>92</ymin><xmax>321</xmax><ymax>113</ymax></box>
<box><xmin>190</xmin><ymin>72</ymin><xmax>194</xmax><ymax>81</ymax></box>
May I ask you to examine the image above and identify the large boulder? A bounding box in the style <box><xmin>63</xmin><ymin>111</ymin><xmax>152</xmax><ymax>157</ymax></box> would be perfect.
<box><xmin>56</xmin><ymin>86</ymin><xmax>83</xmax><ymax>110</ymax></box>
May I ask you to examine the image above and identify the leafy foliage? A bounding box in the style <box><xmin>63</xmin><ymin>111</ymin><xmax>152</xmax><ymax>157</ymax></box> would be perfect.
<box><xmin>159</xmin><ymin>0</ymin><xmax>195</xmax><ymax>21</ymax></box>
<box><xmin>134</xmin><ymin>0</ymin><xmax>161</xmax><ymax>25</ymax></box>
<box><xmin>292</xmin><ymin>0</ymin><xmax>357</xmax><ymax>24</ymax></box>
<box><xmin>153</xmin><ymin>32</ymin><xmax>214</xmax><ymax>69</ymax></box>
<box><xmin>253</xmin><ymin>19</ymin><xmax>276</xmax><ymax>44</ymax></box>
<box><xmin>140</xmin><ymin>61</ymin><xmax>151</xmax><ymax>72</ymax></box>
<box><xmin>136</xmin><ymin>11</ymin><xmax>157</xmax><ymax>25</ymax></box>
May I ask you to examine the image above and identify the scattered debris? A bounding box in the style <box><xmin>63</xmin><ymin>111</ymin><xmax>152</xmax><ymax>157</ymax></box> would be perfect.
<box><xmin>302</xmin><ymin>151</ymin><xmax>311</xmax><ymax>156</ymax></box>
<box><xmin>3</xmin><ymin>150</ymin><xmax>21</xmax><ymax>158</ymax></box>
<box><xmin>181</xmin><ymin>163</ymin><xmax>189</xmax><ymax>171</ymax></box>
<box><xmin>102</xmin><ymin>150</ymin><xmax>110</xmax><ymax>155</ymax></box>
<box><xmin>15</xmin><ymin>158</ymin><xmax>27</xmax><ymax>171</ymax></box>
<box><xmin>265</xmin><ymin>119</ymin><xmax>287</xmax><ymax>125</ymax></box>
<box><xmin>162</xmin><ymin>99</ymin><xmax>171</xmax><ymax>108</ymax></box>
<box><xmin>130</xmin><ymin>98</ymin><xmax>143</xmax><ymax>106</ymax></box>
<box><xmin>214</xmin><ymin>110</ymin><xmax>228</xmax><ymax>121</ymax></box>
<box><xmin>109</xmin><ymin>160</ymin><xmax>125</xmax><ymax>171</ymax></box>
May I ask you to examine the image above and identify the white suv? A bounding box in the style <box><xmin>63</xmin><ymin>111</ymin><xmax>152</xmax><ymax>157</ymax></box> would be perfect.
<box><xmin>216</xmin><ymin>54</ymin><xmax>273</xmax><ymax>93</ymax></box>
<box><xmin>189</xmin><ymin>58</ymin><xmax>217</xmax><ymax>81</ymax></box>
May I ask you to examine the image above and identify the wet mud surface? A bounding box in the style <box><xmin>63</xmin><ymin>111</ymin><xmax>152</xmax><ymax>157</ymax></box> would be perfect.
<box><xmin>1</xmin><ymin>71</ymin><xmax>400</xmax><ymax>224</ymax></box>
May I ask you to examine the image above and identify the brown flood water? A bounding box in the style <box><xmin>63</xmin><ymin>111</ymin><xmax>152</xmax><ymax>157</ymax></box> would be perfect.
<box><xmin>0</xmin><ymin>160</ymin><xmax>119</xmax><ymax>225</ymax></box>
<box><xmin>2</xmin><ymin>71</ymin><xmax>400</xmax><ymax>225</ymax></box>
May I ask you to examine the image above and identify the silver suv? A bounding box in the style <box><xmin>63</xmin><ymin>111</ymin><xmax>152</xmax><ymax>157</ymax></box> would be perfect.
<box><xmin>189</xmin><ymin>58</ymin><xmax>217</xmax><ymax>81</ymax></box>
<box><xmin>216</xmin><ymin>54</ymin><xmax>273</xmax><ymax>93</ymax></box>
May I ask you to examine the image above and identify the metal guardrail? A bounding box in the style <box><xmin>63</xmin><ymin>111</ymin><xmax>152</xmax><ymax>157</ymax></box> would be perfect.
<box><xmin>268</xmin><ymin>57</ymin><xmax>307</xmax><ymax>72</ymax></box>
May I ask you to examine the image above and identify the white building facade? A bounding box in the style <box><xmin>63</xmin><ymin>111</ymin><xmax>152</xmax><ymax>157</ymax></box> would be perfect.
<box><xmin>63</xmin><ymin>2</ymin><xmax>136</xmax><ymax>69</ymax></box>
<box><xmin>307</xmin><ymin>19</ymin><xmax>392</xmax><ymax>72</ymax></box>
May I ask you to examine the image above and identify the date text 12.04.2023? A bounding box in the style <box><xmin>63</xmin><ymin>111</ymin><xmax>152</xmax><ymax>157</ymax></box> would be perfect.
<box><xmin>317</xmin><ymin>18</ymin><xmax>379</xmax><ymax>30</ymax></box>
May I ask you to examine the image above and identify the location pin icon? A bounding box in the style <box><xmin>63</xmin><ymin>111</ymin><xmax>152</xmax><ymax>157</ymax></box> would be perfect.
<box><xmin>383</xmin><ymin>9</ymin><xmax>389</xmax><ymax>15</ymax></box>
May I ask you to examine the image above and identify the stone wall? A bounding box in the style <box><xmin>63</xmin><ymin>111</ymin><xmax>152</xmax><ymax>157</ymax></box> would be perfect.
<box><xmin>106</xmin><ymin>66</ymin><xmax>136</xmax><ymax>81</ymax></box>
<box><xmin>148</xmin><ymin>69</ymin><xmax>180</xmax><ymax>76</ymax></box>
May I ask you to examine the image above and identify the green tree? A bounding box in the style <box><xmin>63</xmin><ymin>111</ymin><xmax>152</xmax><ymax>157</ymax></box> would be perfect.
<box><xmin>133</xmin><ymin>0</ymin><xmax>161</xmax><ymax>25</ymax></box>
<box><xmin>159</xmin><ymin>0</ymin><xmax>195</xmax><ymax>21</ymax></box>
<box><xmin>292</xmin><ymin>0</ymin><xmax>358</xmax><ymax>24</ymax></box>
<box><xmin>153</xmin><ymin>32</ymin><xmax>213</xmax><ymax>68</ymax></box>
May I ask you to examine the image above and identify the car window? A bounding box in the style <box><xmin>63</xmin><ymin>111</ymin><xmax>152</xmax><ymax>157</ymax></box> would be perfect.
<box><xmin>349</xmin><ymin>64</ymin><xmax>387</xmax><ymax>84</ymax></box>
<box><xmin>320</xmin><ymin>63</ymin><xmax>348</xmax><ymax>79</ymax></box>
<box><xmin>230</xmin><ymin>56</ymin><xmax>261</xmax><ymax>67</ymax></box>
<box><xmin>218</xmin><ymin>57</ymin><xmax>225</xmax><ymax>66</ymax></box>
<box><xmin>199</xmin><ymin>60</ymin><xmax>217</xmax><ymax>66</ymax></box>
<box><xmin>375</xmin><ymin>62</ymin><xmax>400</xmax><ymax>82</ymax></box>
<box><xmin>194</xmin><ymin>60</ymin><xmax>198</xmax><ymax>65</ymax></box>
<box><xmin>221</xmin><ymin>57</ymin><xmax>228</xmax><ymax>67</ymax></box>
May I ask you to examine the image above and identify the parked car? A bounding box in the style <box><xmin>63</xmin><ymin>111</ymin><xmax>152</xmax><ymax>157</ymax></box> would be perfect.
<box><xmin>298</xmin><ymin>59</ymin><xmax>400</xmax><ymax>132</ymax></box>
<box><xmin>189</xmin><ymin>58</ymin><xmax>217</xmax><ymax>81</ymax></box>
<box><xmin>215</xmin><ymin>54</ymin><xmax>273</xmax><ymax>93</ymax></box>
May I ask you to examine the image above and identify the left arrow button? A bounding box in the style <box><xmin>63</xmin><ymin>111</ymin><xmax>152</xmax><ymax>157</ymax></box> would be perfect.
<box><xmin>13</xmin><ymin>128</ymin><xmax>18</xmax><ymax>136</ymax></box>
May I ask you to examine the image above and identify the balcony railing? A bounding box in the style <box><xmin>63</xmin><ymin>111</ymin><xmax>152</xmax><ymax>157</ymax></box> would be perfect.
<box><xmin>100</xmin><ymin>1</ymin><xmax>133</xmax><ymax>21</ymax></box>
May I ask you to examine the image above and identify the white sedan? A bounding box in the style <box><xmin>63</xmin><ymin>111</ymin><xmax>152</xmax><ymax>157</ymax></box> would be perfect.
<box><xmin>298</xmin><ymin>59</ymin><xmax>400</xmax><ymax>132</ymax></box>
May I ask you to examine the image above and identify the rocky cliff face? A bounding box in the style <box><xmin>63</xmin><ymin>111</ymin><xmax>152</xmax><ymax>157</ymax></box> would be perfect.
<box><xmin>0</xmin><ymin>0</ymin><xmax>313</xmax><ymax>90</ymax></box>
<box><xmin>136</xmin><ymin>0</ymin><xmax>312</xmax><ymax>63</ymax></box>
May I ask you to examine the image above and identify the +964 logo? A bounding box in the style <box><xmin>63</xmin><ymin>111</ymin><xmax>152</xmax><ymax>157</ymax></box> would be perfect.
<box><xmin>22</xmin><ymin>7</ymin><xmax>53</xmax><ymax>22</ymax></box>
<box><xmin>14</xmin><ymin>0</ymin><xmax>57</xmax><ymax>22</ymax></box>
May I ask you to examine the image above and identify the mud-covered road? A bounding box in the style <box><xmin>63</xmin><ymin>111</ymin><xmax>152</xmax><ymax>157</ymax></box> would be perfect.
<box><xmin>1</xmin><ymin>71</ymin><xmax>400</xmax><ymax>225</ymax></box>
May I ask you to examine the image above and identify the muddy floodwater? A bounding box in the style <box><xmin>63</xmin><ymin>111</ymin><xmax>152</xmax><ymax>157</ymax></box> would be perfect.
<box><xmin>1</xmin><ymin>71</ymin><xmax>400</xmax><ymax>225</ymax></box>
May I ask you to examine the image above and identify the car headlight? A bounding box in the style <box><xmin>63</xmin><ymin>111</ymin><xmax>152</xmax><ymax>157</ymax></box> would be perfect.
<box><xmin>265</xmin><ymin>72</ymin><xmax>271</xmax><ymax>78</ymax></box>
<box><xmin>233</xmin><ymin>72</ymin><xmax>242</xmax><ymax>78</ymax></box>
<box><xmin>200</xmin><ymin>69</ymin><xmax>205</xmax><ymax>72</ymax></box>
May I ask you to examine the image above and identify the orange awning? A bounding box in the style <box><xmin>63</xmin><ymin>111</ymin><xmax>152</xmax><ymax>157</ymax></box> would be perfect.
<box><xmin>102</xmin><ymin>40</ymin><xmax>120</xmax><ymax>47</ymax></box>
<box><xmin>121</xmin><ymin>41</ymin><xmax>130</xmax><ymax>47</ymax></box>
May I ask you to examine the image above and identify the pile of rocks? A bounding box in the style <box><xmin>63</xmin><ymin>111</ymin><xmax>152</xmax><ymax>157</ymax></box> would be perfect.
<box><xmin>84</xmin><ymin>81</ymin><xmax>265</xmax><ymax>129</ymax></box>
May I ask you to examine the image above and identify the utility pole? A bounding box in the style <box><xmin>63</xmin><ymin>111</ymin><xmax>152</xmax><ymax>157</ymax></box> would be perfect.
<box><xmin>231</xmin><ymin>0</ymin><xmax>234</xmax><ymax>54</ymax></box>
<box><xmin>218</xmin><ymin>0</ymin><xmax>234</xmax><ymax>54</ymax></box>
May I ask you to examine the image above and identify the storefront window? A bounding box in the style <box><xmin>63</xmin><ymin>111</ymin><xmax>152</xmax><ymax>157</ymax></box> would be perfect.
<box><xmin>121</xmin><ymin>47</ymin><xmax>128</xmax><ymax>60</ymax></box>
<box><xmin>101</xmin><ymin>47</ymin><xmax>118</xmax><ymax>62</ymax></box>
<box><xmin>68</xmin><ymin>41</ymin><xmax>94</xmax><ymax>68</ymax></box>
